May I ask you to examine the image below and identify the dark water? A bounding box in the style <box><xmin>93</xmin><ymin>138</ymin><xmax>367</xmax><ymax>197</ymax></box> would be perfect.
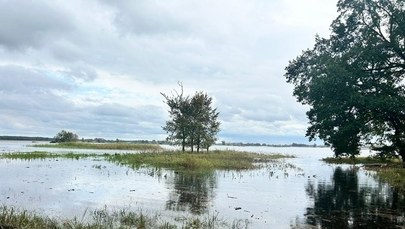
<box><xmin>0</xmin><ymin>141</ymin><xmax>404</xmax><ymax>228</ymax></box>
<box><xmin>301</xmin><ymin>167</ymin><xmax>405</xmax><ymax>228</ymax></box>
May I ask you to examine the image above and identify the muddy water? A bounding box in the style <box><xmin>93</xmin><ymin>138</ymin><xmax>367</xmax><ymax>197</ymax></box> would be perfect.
<box><xmin>0</xmin><ymin>141</ymin><xmax>404</xmax><ymax>228</ymax></box>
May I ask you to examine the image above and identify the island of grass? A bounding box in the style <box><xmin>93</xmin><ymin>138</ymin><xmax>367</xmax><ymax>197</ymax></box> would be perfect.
<box><xmin>32</xmin><ymin>142</ymin><xmax>163</xmax><ymax>151</ymax></box>
<box><xmin>1</xmin><ymin>150</ymin><xmax>293</xmax><ymax>171</ymax></box>
<box><xmin>323</xmin><ymin>156</ymin><xmax>405</xmax><ymax>192</ymax></box>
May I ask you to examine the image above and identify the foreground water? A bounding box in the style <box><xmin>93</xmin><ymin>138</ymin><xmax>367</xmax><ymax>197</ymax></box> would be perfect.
<box><xmin>0</xmin><ymin>141</ymin><xmax>404</xmax><ymax>228</ymax></box>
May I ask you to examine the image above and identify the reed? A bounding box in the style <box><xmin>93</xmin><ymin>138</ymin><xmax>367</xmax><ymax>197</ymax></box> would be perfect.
<box><xmin>0</xmin><ymin>206</ymin><xmax>249</xmax><ymax>229</ymax></box>
<box><xmin>323</xmin><ymin>156</ymin><xmax>405</xmax><ymax>192</ymax></box>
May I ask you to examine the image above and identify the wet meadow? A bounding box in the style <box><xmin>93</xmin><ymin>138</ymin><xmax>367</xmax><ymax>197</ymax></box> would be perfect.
<box><xmin>0</xmin><ymin>141</ymin><xmax>404</xmax><ymax>228</ymax></box>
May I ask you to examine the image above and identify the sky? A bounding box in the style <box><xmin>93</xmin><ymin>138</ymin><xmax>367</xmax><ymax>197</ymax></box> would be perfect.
<box><xmin>0</xmin><ymin>0</ymin><xmax>339</xmax><ymax>144</ymax></box>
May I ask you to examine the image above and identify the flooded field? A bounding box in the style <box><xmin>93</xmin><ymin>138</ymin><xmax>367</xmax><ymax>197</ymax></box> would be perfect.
<box><xmin>0</xmin><ymin>141</ymin><xmax>404</xmax><ymax>228</ymax></box>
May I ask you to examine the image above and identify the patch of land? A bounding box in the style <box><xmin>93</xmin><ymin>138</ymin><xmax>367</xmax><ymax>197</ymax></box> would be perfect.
<box><xmin>323</xmin><ymin>157</ymin><xmax>405</xmax><ymax>192</ymax></box>
<box><xmin>1</xmin><ymin>150</ymin><xmax>293</xmax><ymax>171</ymax></box>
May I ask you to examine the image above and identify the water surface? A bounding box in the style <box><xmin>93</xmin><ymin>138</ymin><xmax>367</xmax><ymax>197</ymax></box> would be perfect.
<box><xmin>0</xmin><ymin>141</ymin><xmax>404</xmax><ymax>228</ymax></box>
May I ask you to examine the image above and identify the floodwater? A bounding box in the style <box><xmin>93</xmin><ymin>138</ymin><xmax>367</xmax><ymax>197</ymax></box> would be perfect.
<box><xmin>0</xmin><ymin>141</ymin><xmax>404</xmax><ymax>228</ymax></box>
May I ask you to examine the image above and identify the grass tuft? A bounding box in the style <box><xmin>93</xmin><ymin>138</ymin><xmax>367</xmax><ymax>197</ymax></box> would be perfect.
<box><xmin>0</xmin><ymin>206</ymin><xmax>249</xmax><ymax>229</ymax></box>
<box><xmin>322</xmin><ymin>156</ymin><xmax>401</xmax><ymax>165</ymax></box>
<box><xmin>323</xmin><ymin>156</ymin><xmax>405</xmax><ymax>193</ymax></box>
<box><xmin>0</xmin><ymin>151</ymin><xmax>103</xmax><ymax>160</ymax></box>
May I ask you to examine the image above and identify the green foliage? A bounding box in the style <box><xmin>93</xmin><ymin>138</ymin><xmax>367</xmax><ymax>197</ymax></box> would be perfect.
<box><xmin>1</xmin><ymin>150</ymin><xmax>292</xmax><ymax>171</ymax></box>
<box><xmin>108</xmin><ymin>150</ymin><xmax>291</xmax><ymax>171</ymax></box>
<box><xmin>322</xmin><ymin>156</ymin><xmax>401</xmax><ymax>165</ymax></box>
<box><xmin>0</xmin><ymin>205</ymin><xmax>249</xmax><ymax>229</ymax></box>
<box><xmin>285</xmin><ymin>0</ymin><xmax>405</xmax><ymax>161</ymax></box>
<box><xmin>161</xmin><ymin>84</ymin><xmax>220</xmax><ymax>152</ymax></box>
<box><xmin>53</xmin><ymin>130</ymin><xmax>78</xmax><ymax>143</ymax></box>
<box><xmin>0</xmin><ymin>151</ymin><xmax>101</xmax><ymax>160</ymax></box>
<box><xmin>323</xmin><ymin>156</ymin><xmax>405</xmax><ymax>192</ymax></box>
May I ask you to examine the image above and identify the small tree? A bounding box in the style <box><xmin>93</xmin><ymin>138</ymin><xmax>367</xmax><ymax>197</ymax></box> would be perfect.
<box><xmin>53</xmin><ymin>130</ymin><xmax>78</xmax><ymax>143</ymax></box>
<box><xmin>161</xmin><ymin>84</ymin><xmax>220</xmax><ymax>152</ymax></box>
<box><xmin>161</xmin><ymin>83</ymin><xmax>192</xmax><ymax>151</ymax></box>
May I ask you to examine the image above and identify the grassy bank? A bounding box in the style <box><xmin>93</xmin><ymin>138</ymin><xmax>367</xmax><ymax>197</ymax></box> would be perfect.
<box><xmin>33</xmin><ymin>142</ymin><xmax>163</xmax><ymax>151</ymax></box>
<box><xmin>0</xmin><ymin>151</ymin><xmax>102</xmax><ymax>160</ymax></box>
<box><xmin>107</xmin><ymin>150</ymin><xmax>292</xmax><ymax>171</ymax></box>
<box><xmin>0</xmin><ymin>206</ymin><xmax>248</xmax><ymax>229</ymax></box>
<box><xmin>1</xmin><ymin>150</ymin><xmax>292</xmax><ymax>171</ymax></box>
<box><xmin>322</xmin><ymin>156</ymin><xmax>401</xmax><ymax>165</ymax></box>
<box><xmin>323</xmin><ymin>156</ymin><xmax>405</xmax><ymax>192</ymax></box>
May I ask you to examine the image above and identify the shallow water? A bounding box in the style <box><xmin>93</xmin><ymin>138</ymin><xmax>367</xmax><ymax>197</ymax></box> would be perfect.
<box><xmin>0</xmin><ymin>141</ymin><xmax>404</xmax><ymax>228</ymax></box>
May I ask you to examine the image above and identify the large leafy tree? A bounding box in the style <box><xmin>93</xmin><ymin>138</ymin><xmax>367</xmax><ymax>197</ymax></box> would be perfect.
<box><xmin>285</xmin><ymin>0</ymin><xmax>405</xmax><ymax>164</ymax></box>
<box><xmin>162</xmin><ymin>84</ymin><xmax>220</xmax><ymax>152</ymax></box>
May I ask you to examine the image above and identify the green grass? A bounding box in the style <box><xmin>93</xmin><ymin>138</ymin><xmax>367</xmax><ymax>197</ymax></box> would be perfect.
<box><xmin>0</xmin><ymin>206</ymin><xmax>249</xmax><ymax>229</ymax></box>
<box><xmin>323</xmin><ymin>156</ymin><xmax>405</xmax><ymax>192</ymax></box>
<box><xmin>107</xmin><ymin>150</ymin><xmax>293</xmax><ymax>171</ymax></box>
<box><xmin>1</xmin><ymin>150</ymin><xmax>293</xmax><ymax>171</ymax></box>
<box><xmin>33</xmin><ymin>142</ymin><xmax>163</xmax><ymax>151</ymax></box>
<box><xmin>374</xmin><ymin>166</ymin><xmax>405</xmax><ymax>191</ymax></box>
<box><xmin>322</xmin><ymin>156</ymin><xmax>401</xmax><ymax>165</ymax></box>
<box><xmin>0</xmin><ymin>151</ymin><xmax>103</xmax><ymax>160</ymax></box>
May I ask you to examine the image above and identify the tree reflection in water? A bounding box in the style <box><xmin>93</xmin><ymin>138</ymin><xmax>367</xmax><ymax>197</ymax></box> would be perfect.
<box><xmin>303</xmin><ymin>166</ymin><xmax>405</xmax><ymax>228</ymax></box>
<box><xmin>165</xmin><ymin>171</ymin><xmax>217</xmax><ymax>214</ymax></box>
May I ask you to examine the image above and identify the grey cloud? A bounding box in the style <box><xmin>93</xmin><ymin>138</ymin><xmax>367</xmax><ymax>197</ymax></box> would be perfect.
<box><xmin>61</xmin><ymin>63</ymin><xmax>98</xmax><ymax>82</ymax></box>
<box><xmin>99</xmin><ymin>1</ymin><xmax>189</xmax><ymax>35</ymax></box>
<box><xmin>0</xmin><ymin>1</ymin><xmax>73</xmax><ymax>51</ymax></box>
<box><xmin>0</xmin><ymin>0</ymin><xmax>337</xmax><ymax>143</ymax></box>
<box><xmin>0</xmin><ymin>65</ymin><xmax>70</xmax><ymax>93</ymax></box>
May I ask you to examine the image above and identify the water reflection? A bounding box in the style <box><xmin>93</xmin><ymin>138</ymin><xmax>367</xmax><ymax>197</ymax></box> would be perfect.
<box><xmin>165</xmin><ymin>171</ymin><xmax>217</xmax><ymax>214</ymax></box>
<box><xmin>303</xmin><ymin>166</ymin><xmax>405</xmax><ymax>228</ymax></box>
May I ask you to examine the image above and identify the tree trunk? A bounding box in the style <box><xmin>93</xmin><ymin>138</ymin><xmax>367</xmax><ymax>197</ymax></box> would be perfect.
<box><xmin>399</xmin><ymin>149</ymin><xmax>405</xmax><ymax>168</ymax></box>
<box><xmin>182</xmin><ymin>136</ymin><xmax>185</xmax><ymax>152</ymax></box>
<box><xmin>196</xmin><ymin>136</ymin><xmax>200</xmax><ymax>153</ymax></box>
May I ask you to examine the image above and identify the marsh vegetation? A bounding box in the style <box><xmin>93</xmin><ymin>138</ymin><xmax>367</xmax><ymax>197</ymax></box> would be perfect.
<box><xmin>0</xmin><ymin>205</ymin><xmax>249</xmax><ymax>229</ymax></box>
<box><xmin>1</xmin><ymin>150</ymin><xmax>292</xmax><ymax>171</ymax></box>
<box><xmin>323</xmin><ymin>156</ymin><xmax>405</xmax><ymax>193</ymax></box>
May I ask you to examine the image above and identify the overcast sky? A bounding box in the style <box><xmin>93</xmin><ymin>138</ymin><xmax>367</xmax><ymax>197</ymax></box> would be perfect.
<box><xmin>0</xmin><ymin>0</ymin><xmax>338</xmax><ymax>144</ymax></box>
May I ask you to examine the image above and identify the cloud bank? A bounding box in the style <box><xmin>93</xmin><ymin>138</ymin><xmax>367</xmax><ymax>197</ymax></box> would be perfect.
<box><xmin>0</xmin><ymin>0</ymin><xmax>338</xmax><ymax>143</ymax></box>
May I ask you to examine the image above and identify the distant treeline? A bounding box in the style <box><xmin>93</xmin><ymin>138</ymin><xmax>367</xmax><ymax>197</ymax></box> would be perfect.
<box><xmin>0</xmin><ymin>135</ymin><xmax>170</xmax><ymax>144</ymax></box>
<box><xmin>220</xmin><ymin>141</ymin><xmax>325</xmax><ymax>148</ymax></box>
<box><xmin>0</xmin><ymin>136</ymin><xmax>53</xmax><ymax>141</ymax></box>
<box><xmin>0</xmin><ymin>135</ymin><xmax>324</xmax><ymax>147</ymax></box>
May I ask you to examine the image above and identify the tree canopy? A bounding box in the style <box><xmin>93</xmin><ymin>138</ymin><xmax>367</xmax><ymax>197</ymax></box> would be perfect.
<box><xmin>52</xmin><ymin>130</ymin><xmax>78</xmax><ymax>143</ymax></box>
<box><xmin>161</xmin><ymin>84</ymin><xmax>220</xmax><ymax>152</ymax></box>
<box><xmin>285</xmin><ymin>0</ymin><xmax>405</xmax><ymax>164</ymax></box>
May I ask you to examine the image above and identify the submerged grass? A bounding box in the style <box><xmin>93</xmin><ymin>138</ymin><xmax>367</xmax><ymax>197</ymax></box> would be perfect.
<box><xmin>0</xmin><ymin>206</ymin><xmax>249</xmax><ymax>229</ymax></box>
<box><xmin>33</xmin><ymin>142</ymin><xmax>163</xmax><ymax>151</ymax></box>
<box><xmin>0</xmin><ymin>150</ymin><xmax>293</xmax><ymax>171</ymax></box>
<box><xmin>0</xmin><ymin>151</ymin><xmax>103</xmax><ymax>160</ymax></box>
<box><xmin>107</xmin><ymin>150</ymin><xmax>293</xmax><ymax>171</ymax></box>
<box><xmin>374</xmin><ymin>167</ymin><xmax>405</xmax><ymax>191</ymax></box>
<box><xmin>323</xmin><ymin>156</ymin><xmax>405</xmax><ymax>192</ymax></box>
